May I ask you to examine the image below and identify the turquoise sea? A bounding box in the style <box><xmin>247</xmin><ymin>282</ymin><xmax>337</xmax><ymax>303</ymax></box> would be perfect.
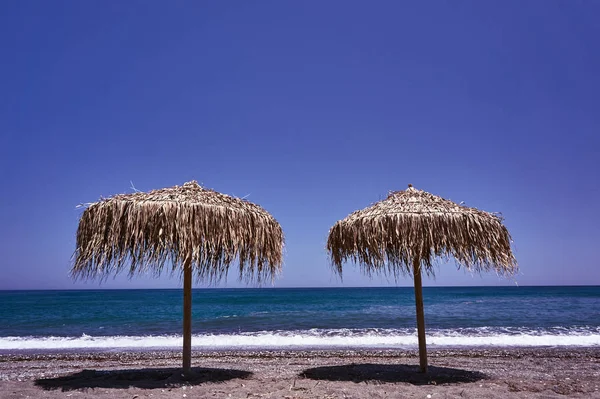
<box><xmin>1</xmin><ymin>286</ymin><xmax>599</xmax><ymax>352</ymax></box>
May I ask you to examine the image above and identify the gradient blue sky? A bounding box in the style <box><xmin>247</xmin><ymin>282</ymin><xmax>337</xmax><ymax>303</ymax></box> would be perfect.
<box><xmin>1</xmin><ymin>1</ymin><xmax>598</xmax><ymax>289</ymax></box>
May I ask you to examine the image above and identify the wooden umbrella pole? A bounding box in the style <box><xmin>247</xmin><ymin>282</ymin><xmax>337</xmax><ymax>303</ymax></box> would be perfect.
<box><xmin>413</xmin><ymin>260</ymin><xmax>428</xmax><ymax>373</ymax></box>
<box><xmin>182</xmin><ymin>256</ymin><xmax>192</xmax><ymax>374</ymax></box>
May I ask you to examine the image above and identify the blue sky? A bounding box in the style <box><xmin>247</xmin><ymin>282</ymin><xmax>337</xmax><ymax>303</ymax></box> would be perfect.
<box><xmin>1</xmin><ymin>1</ymin><xmax>598</xmax><ymax>289</ymax></box>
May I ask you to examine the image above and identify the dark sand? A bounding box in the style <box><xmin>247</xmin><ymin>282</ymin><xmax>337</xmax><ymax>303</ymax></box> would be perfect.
<box><xmin>1</xmin><ymin>348</ymin><xmax>599</xmax><ymax>398</ymax></box>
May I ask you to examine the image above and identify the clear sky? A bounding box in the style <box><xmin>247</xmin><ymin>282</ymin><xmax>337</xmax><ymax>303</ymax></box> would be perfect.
<box><xmin>1</xmin><ymin>1</ymin><xmax>598</xmax><ymax>290</ymax></box>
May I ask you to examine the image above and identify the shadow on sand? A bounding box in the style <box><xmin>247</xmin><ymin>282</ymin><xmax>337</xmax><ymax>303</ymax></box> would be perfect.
<box><xmin>35</xmin><ymin>367</ymin><xmax>253</xmax><ymax>391</ymax></box>
<box><xmin>300</xmin><ymin>363</ymin><xmax>486</xmax><ymax>385</ymax></box>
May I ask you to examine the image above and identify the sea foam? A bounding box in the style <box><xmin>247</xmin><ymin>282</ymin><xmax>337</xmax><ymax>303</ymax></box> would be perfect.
<box><xmin>1</xmin><ymin>327</ymin><xmax>599</xmax><ymax>351</ymax></box>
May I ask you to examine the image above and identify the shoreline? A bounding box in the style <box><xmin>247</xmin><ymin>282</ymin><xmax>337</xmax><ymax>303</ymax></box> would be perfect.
<box><xmin>2</xmin><ymin>347</ymin><xmax>599</xmax><ymax>398</ymax></box>
<box><xmin>2</xmin><ymin>345</ymin><xmax>599</xmax><ymax>357</ymax></box>
<box><xmin>1</xmin><ymin>345</ymin><xmax>599</xmax><ymax>360</ymax></box>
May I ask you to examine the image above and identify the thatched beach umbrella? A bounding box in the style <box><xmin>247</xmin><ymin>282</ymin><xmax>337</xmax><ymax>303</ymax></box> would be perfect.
<box><xmin>72</xmin><ymin>181</ymin><xmax>284</xmax><ymax>374</ymax></box>
<box><xmin>327</xmin><ymin>185</ymin><xmax>516</xmax><ymax>373</ymax></box>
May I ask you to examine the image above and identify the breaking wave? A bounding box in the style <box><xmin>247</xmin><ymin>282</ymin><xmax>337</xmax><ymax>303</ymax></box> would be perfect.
<box><xmin>1</xmin><ymin>327</ymin><xmax>599</xmax><ymax>351</ymax></box>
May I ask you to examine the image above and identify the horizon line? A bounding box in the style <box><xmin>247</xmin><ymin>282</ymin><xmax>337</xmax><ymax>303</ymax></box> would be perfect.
<box><xmin>1</xmin><ymin>284</ymin><xmax>598</xmax><ymax>292</ymax></box>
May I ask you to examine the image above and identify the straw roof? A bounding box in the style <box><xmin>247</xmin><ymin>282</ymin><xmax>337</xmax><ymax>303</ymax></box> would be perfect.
<box><xmin>327</xmin><ymin>185</ymin><xmax>517</xmax><ymax>278</ymax></box>
<box><xmin>73</xmin><ymin>181</ymin><xmax>284</xmax><ymax>283</ymax></box>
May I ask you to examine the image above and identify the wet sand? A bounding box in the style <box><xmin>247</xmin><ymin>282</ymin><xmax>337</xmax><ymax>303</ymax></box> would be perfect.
<box><xmin>1</xmin><ymin>348</ymin><xmax>599</xmax><ymax>398</ymax></box>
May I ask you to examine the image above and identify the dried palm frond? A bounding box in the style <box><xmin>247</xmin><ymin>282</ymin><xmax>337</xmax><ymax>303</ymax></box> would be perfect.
<box><xmin>327</xmin><ymin>185</ymin><xmax>517</xmax><ymax>278</ymax></box>
<box><xmin>73</xmin><ymin>181</ymin><xmax>284</xmax><ymax>284</ymax></box>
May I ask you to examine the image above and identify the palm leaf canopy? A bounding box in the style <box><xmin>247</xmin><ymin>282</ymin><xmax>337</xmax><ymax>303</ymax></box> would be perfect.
<box><xmin>73</xmin><ymin>181</ymin><xmax>284</xmax><ymax>283</ymax></box>
<box><xmin>327</xmin><ymin>185</ymin><xmax>517</xmax><ymax>277</ymax></box>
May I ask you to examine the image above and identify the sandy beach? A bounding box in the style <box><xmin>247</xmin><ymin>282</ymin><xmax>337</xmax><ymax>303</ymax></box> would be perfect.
<box><xmin>1</xmin><ymin>348</ymin><xmax>599</xmax><ymax>398</ymax></box>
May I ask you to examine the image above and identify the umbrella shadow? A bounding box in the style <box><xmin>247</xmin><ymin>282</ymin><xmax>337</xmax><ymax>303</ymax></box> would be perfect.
<box><xmin>35</xmin><ymin>367</ymin><xmax>253</xmax><ymax>391</ymax></box>
<box><xmin>300</xmin><ymin>363</ymin><xmax>487</xmax><ymax>385</ymax></box>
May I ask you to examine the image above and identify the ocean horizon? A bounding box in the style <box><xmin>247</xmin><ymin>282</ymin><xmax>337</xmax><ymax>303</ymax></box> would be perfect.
<box><xmin>2</xmin><ymin>284</ymin><xmax>598</xmax><ymax>291</ymax></box>
<box><xmin>2</xmin><ymin>286</ymin><xmax>599</xmax><ymax>352</ymax></box>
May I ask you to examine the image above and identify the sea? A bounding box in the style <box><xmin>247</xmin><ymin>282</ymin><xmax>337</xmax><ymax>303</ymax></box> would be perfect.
<box><xmin>1</xmin><ymin>286</ymin><xmax>599</xmax><ymax>352</ymax></box>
